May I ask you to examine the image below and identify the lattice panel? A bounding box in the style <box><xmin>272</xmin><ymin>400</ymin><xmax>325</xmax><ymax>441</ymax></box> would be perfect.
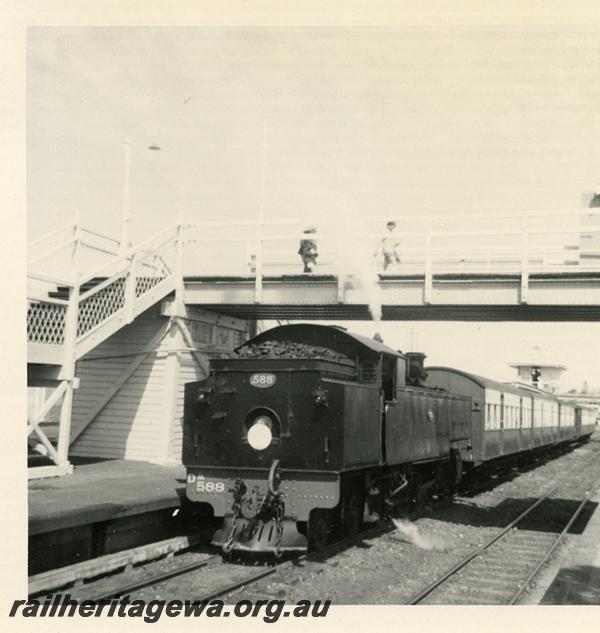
<box><xmin>77</xmin><ymin>276</ymin><xmax>126</xmax><ymax>337</ymax></box>
<box><xmin>135</xmin><ymin>251</ymin><xmax>173</xmax><ymax>298</ymax></box>
<box><xmin>27</xmin><ymin>301</ymin><xmax>66</xmax><ymax>345</ymax></box>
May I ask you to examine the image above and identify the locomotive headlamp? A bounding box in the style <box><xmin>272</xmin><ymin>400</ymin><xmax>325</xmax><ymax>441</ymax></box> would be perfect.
<box><xmin>247</xmin><ymin>416</ymin><xmax>273</xmax><ymax>451</ymax></box>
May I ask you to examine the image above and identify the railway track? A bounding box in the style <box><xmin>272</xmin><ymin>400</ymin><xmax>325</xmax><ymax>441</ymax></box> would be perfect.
<box><xmin>203</xmin><ymin>520</ymin><xmax>397</xmax><ymax>603</ymax></box>
<box><xmin>36</xmin><ymin>519</ymin><xmax>394</xmax><ymax>603</ymax></box>
<box><xmin>32</xmin><ymin>441</ymin><xmax>598</xmax><ymax>605</ymax></box>
<box><xmin>75</xmin><ymin>555</ymin><xmax>278</xmax><ymax>603</ymax></box>
<box><xmin>405</xmin><ymin>485</ymin><xmax>591</xmax><ymax>605</ymax></box>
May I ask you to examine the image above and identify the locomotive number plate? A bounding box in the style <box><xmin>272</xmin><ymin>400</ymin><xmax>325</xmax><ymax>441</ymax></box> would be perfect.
<box><xmin>187</xmin><ymin>474</ymin><xmax>226</xmax><ymax>494</ymax></box>
<box><xmin>249</xmin><ymin>373</ymin><xmax>277</xmax><ymax>388</ymax></box>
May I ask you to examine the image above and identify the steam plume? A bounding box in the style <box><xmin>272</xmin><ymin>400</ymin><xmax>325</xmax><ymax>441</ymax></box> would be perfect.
<box><xmin>391</xmin><ymin>517</ymin><xmax>447</xmax><ymax>551</ymax></box>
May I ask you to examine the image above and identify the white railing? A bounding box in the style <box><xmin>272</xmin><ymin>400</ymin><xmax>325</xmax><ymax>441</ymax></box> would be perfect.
<box><xmin>27</xmin><ymin>222</ymin><xmax>181</xmax><ymax>354</ymax></box>
<box><xmin>183</xmin><ymin>211</ymin><xmax>600</xmax><ymax>271</ymax></box>
<box><xmin>28</xmin><ymin>224</ymin><xmax>123</xmax><ymax>282</ymax></box>
<box><xmin>182</xmin><ymin>209</ymin><xmax>600</xmax><ymax>301</ymax></box>
<box><xmin>75</xmin><ymin>225</ymin><xmax>179</xmax><ymax>342</ymax></box>
<box><xmin>27</xmin><ymin>208</ymin><xmax>600</xmax><ymax>343</ymax></box>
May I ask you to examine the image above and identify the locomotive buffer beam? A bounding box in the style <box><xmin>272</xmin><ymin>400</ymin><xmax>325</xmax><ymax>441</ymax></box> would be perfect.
<box><xmin>213</xmin><ymin>516</ymin><xmax>307</xmax><ymax>555</ymax></box>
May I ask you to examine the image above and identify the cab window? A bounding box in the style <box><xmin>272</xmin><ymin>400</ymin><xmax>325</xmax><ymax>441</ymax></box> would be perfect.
<box><xmin>381</xmin><ymin>355</ymin><xmax>396</xmax><ymax>401</ymax></box>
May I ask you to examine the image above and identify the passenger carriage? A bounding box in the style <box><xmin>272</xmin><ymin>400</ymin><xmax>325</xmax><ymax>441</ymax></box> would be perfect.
<box><xmin>425</xmin><ymin>368</ymin><xmax>568</xmax><ymax>466</ymax></box>
<box><xmin>509</xmin><ymin>383</ymin><xmax>560</xmax><ymax>448</ymax></box>
<box><xmin>558</xmin><ymin>400</ymin><xmax>578</xmax><ymax>442</ymax></box>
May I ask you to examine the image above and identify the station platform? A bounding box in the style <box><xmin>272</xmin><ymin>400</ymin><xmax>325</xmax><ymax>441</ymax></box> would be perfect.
<box><xmin>28</xmin><ymin>459</ymin><xmax>202</xmax><ymax>575</ymax></box>
<box><xmin>540</xmin><ymin>485</ymin><xmax>600</xmax><ymax>604</ymax></box>
<box><xmin>29</xmin><ymin>458</ymin><xmax>186</xmax><ymax>535</ymax></box>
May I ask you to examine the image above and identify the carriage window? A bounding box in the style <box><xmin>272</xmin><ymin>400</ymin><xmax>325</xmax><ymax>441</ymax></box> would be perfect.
<box><xmin>519</xmin><ymin>399</ymin><xmax>523</xmax><ymax>426</ymax></box>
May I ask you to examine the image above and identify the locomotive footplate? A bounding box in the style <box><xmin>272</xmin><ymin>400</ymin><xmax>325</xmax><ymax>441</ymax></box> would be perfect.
<box><xmin>212</xmin><ymin>516</ymin><xmax>308</xmax><ymax>555</ymax></box>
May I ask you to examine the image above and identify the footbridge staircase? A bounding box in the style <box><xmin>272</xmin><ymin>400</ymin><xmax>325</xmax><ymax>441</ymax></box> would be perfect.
<box><xmin>27</xmin><ymin>223</ymin><xmax>184</xmax><ymax>479</ymax></box>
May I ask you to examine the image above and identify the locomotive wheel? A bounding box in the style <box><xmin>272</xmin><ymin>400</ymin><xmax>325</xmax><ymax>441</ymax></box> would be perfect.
<box><xmin>308</xmin><ymin>509</ymin><xmax>331</xmax><ymax>550</ymax></box>
<box><xmin>340</xmin><ymin>491</ymin><xmax>363</xmax><ymax>536</ymax></box>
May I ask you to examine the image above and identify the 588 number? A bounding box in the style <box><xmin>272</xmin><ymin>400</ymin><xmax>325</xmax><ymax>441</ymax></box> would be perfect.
<box><xmin>250</xmin><ymin>373</ymin><xmax>276</xmax><ymax>388</ymax></box>
<box><xmin>196</xmin><ymin>480</ymin><xmax>225</xmax><ymax>493</ymax></box>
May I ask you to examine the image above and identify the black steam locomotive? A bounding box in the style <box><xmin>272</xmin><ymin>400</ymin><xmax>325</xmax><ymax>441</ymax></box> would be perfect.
<box><xmin>183</xmin><ymin>324</ymin><xmax>476</xmax><ymax>555</ymax></box>
<box><xmin>183</xmin><ymin>324</ymin><xmax>595</xmax><ymax>556</ymax></box>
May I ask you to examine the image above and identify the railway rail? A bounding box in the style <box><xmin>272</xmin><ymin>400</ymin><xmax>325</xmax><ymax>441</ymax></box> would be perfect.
<box><xmin>30</xmin><ymin>440</ymin><xmax>599</xmax><ymax>605</ymax></box>
<box><xmin>405</xmin><ymin>485</ymin><xmax>591</xmax><ymax>605</ymax></box>
<box><xmin>35</xmin><ymin>518</ymin><xmax>394</xmax><ymax>604</ymax></box>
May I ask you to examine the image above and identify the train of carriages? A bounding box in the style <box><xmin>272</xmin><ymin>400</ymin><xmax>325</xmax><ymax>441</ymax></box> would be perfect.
<box><xmin>182</xmin><ymin>324</ymin><xmax>596</xmax><ymax>556</ymax></box>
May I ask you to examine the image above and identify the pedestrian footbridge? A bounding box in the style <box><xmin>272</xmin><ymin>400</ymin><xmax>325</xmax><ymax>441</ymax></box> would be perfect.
<box><xmin>181</xmin><ymin>209</ymin><xmax>600</xmax><ymax>321</ymax></box>
<box><xmin>26</xmin><ymin>208</ymin><xmax>600</xmax><ymax>478</ymax></box>
<box><xmin>183</xmin><ymin>272</ymin><xmax>600</xmax><ymax>321</ymax></box>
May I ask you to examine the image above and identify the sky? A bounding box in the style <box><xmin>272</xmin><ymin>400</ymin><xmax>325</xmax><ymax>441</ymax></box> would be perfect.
<box><xmin>27</xmin><ymin>26</ymin><xmax>600</xmax><ymax>238</ymax></box>
<box><xmin>26</xmin><ymin>26</ymin><xmax>600</xmax><ymax>389</ymax></box>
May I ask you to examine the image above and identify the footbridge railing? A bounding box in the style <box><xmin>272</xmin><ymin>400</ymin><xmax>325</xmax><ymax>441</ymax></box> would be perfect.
<box><xmin>28</xmin><ymin>222</ymin><xmax>183</xmax><ymax>362</ymax></box>
<box><xmin>182</xmin><ymin>209</ymin><xmax>600</xmax><ymax>303</ymax></box>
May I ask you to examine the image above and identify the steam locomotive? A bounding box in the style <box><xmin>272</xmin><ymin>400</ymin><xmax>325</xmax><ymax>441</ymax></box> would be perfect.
<box><xmin>182</xmin><ymin>324</ymin><xmax>595</xmax><ymax>556</ymax></box>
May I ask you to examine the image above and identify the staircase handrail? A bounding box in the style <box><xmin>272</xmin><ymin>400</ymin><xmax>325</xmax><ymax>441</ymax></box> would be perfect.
<box><xmin>76</xmin><ymin>240</ymin><xmax>175</xmax><ymax>302</ymax></box>
<box><xmin>77</xmin><ymin>222</ymin><xmax>180</xmax><ymax>287</ymax></box>
<box><xmin>29</xmin><ymin>223</ymin><xmax>124</xmax><ymax>269</ymax></box>
<box><xmin>28</xmin><ymin>222</ymin><xmax>124</xmax><ymax>285</ymax></box>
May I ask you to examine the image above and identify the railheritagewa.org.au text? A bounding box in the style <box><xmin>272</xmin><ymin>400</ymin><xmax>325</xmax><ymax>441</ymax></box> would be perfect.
<box><xmin>9</xmin><ymin>594</ymin><xmax>332</xmax><ymax>623</ymax></box>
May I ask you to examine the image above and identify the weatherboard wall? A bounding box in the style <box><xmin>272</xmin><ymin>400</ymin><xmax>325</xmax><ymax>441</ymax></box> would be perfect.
<box><xmin>69</xmin><ymin>302</ymin><xmax>250</xmax><ymax>464</ymax></box>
